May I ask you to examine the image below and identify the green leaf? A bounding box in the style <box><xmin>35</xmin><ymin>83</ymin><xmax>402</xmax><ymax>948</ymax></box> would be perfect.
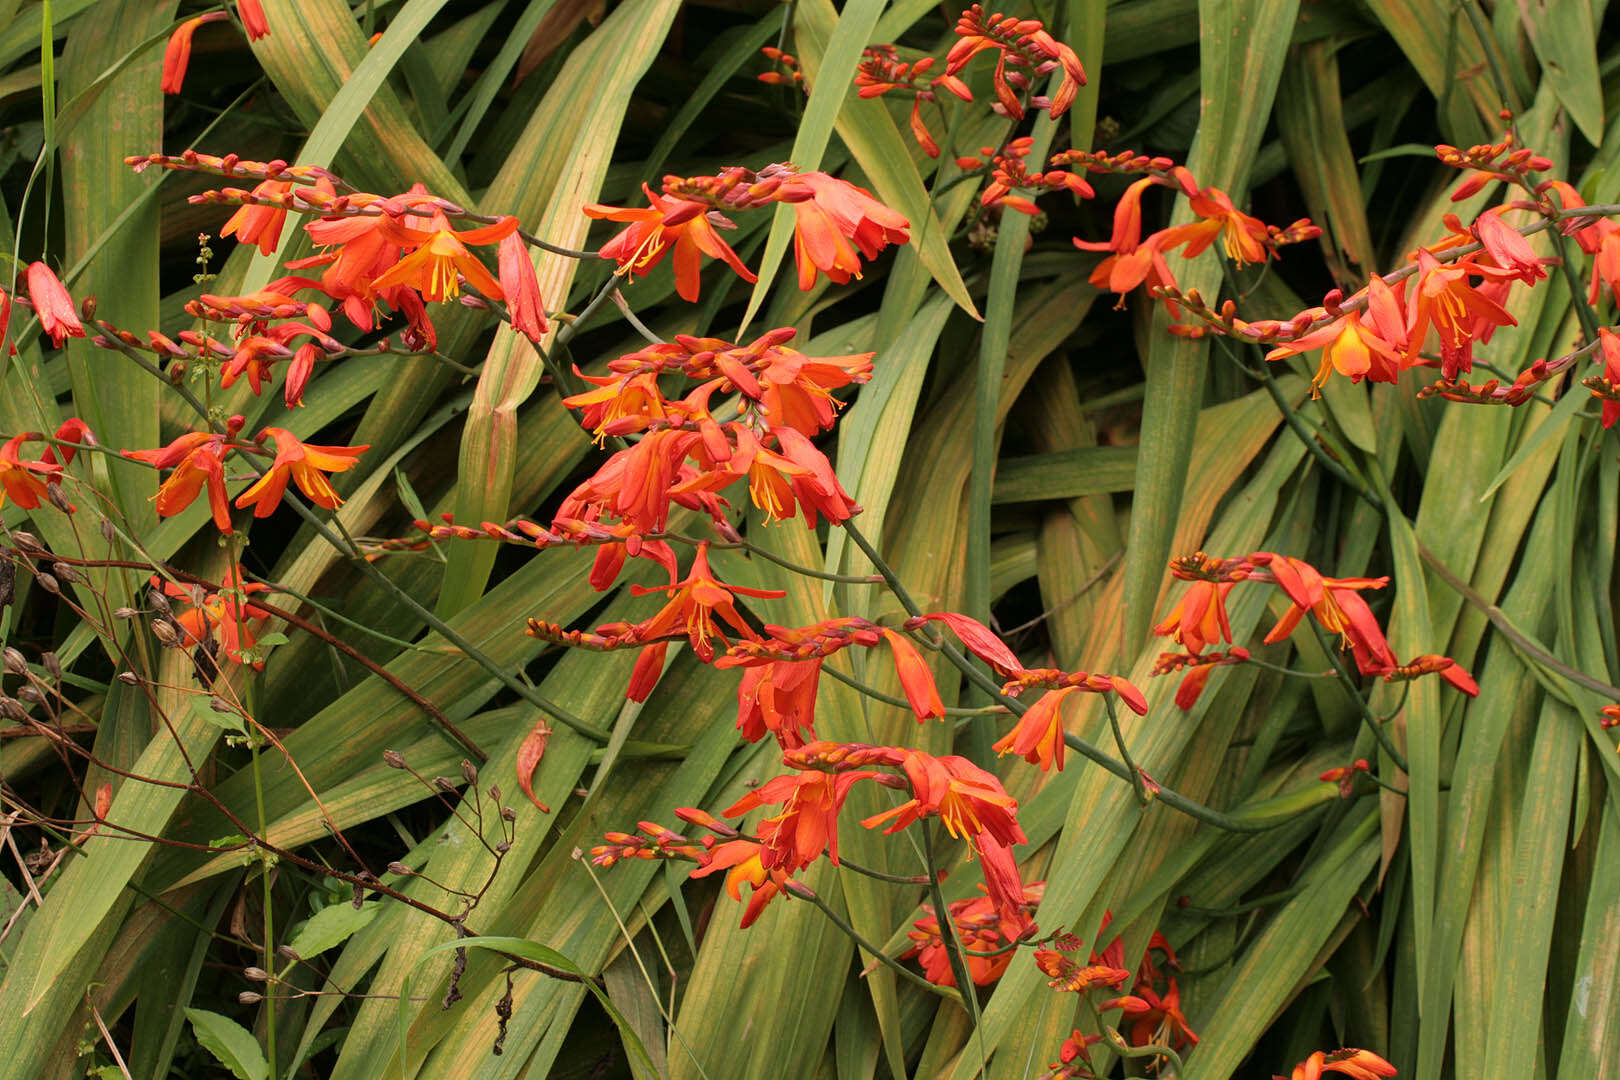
<box><xmin>185</xmin><ymin>1009</ymin><xmax>269</xmax><ymax>1080</ymax></box>
<box><xmin>285</xmin><ymin>902</ymin><xmax>381</xmax><ymax>961</ymax></box>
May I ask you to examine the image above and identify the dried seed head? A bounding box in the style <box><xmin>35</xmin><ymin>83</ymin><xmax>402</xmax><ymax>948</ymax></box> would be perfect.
<box><xmin>243</xmin><ymin>966</ymin><xmax>269</xmax><ymax>982</ymax></box>
<box><xmin>495</xmin><ymin>840</ymin><xmax>511</xmax><ymax>854</ymax></box>
<box><xmin>275</xmin><ymin>945</ymin><xmax>301</xmax><ymax>962</ymax></box>
<box><xmin>460</xmin><ymin>760</ymin><xmax>478</xmax><ymax>786</ymax></box>
<box><xmin>15</xmin><ymin>684</ymin><xmax>42</xmax><ymax>704</ymax></box>
<box><xmin>500</xmin><ymin>807</ymin><xmax>516</xmax><ymax>822</ymax></box>
<box><xmin>116</xmin><ymin>671</ymin><xmax>140</xmax><ymax>685</ymax></box>
<box><xmin>40</xmin><ymin>652</ymin><xmax>61</xmax><ymax>681</ymax></box>
<box><xmin>386</xmin><ymin>861</ymin><xmax>411</xmax><ymax>876</ymax></box>
<box><xmin>3</xmin><ymin>647</ymin><xmax>26</xmax><ymax>676</ymax></box>
<box><xmin>50</xmin><ymin>562</ymin><xmax>80</xmax><ymax>585</ymax></box>
<box><xmin>100</xmin><ymin>518</ymin><xmax>116</xmax><ymax>544</ymax></box>
<box><xmin>34</xmin><ymin>573</ymin><xmax>58</xmax><ymax>595</ymax></box>
<box><xmin>487</xmin><ymin>784</ymin><xmax>501</xmax><ymax>803</ymax></box>
<box><xmin>382</xmin><ymin>749</ymin><xmax>407</xmax><ymax>769</ymax></box>
<box><xmin>46</xmin><ymin>486</ymin><xmax>73</xmax><ymax>514</ymax></box>
<box><xmin>114</xmin><ymin>607</ymin><xmax>138</xmax><ymax>620</ymax></box>
<box><xmin>432</xmin><ymin>776</ymin><xmax>456</xmax><ymax>793</ymax></box>
<box><xmin>146</xmin><ymin>587</ymin><xmax>172</xmax><ymax>617</ymax></box>
<box><xmin>238</xmin><ymin>991</ymin><xmax>263</xmax><ymax>1006</ymax></box>
<box><xmin>0</xmin><ymin>697</ymin><xmax>28</xmax><ymax>722</ymax></box>
<box><xmin>12</xmin><ymin>531</ymin><xmax>43</xmax><ymax>554</ymax></box>
<box><xmin>150</xmin><ymin>620</ymin><xmax>181</xmax><ymax>647</ymax></box>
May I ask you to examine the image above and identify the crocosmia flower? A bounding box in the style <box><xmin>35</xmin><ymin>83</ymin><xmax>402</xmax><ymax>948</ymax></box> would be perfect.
<box><xmin>583</xmin><ymin>184</ymin><xmax>757</xmax><ymax>302</ymax></box>
<box><xmin>233</xmin><ymin>427</ymin><xmax>368</xmax><ymax>517</ymax></box>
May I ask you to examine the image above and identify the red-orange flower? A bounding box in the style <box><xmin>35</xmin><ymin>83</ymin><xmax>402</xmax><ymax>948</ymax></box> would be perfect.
<box><xmin>1152</xmin><ymin>580</ymin><xmax>1235</xmax><ymax>655</ymax></box>
<box><xmin>770</xmin><ymin>171</ymin><xmax>911</xmax><ymax>289</ymax></box>
<box><xmin>1101</xmin><ymin>979</ymin><xmax>1200</xmax><ymax>1050</ymax></box>
<box><xmin>0</xmin><ymin>433</ymin><xmax>64</xmax><ymax>511</ymax></box>
<box><xmin>26</xmin><ymin>261</ymin><xmax>85</xmax><ymax>348</ymax></box>
<box><xmin>1275</xmin><ymin>1048</ymin><xmax>1397</xmax><ymax>1080</ymax></box>
<box><xmin>153</xmin><ymin>564</ymin><xmax>273</xmax><ymax>668</ymax></box>
<box><xmin>1404</xmin><ymin>248</ymin><xmax>1517</xmax><ymax>379</ymax></box>
<box><xmin>583</xmin><ymin>184</ymin><xmax>756</xmax><ymax>302</ymax></box>
<box><xmin>862</xmin><ymin>750</ymin><xmax>1026</xmax><ymax>848</ymax></box>
<box><xmin>736</xmin><ymin>659</ymin><xmax>822</xmax><ymax>748</ymax></box>
<box><xmin>233</xmin><ymin>427</ymin><xmax>368</xmax><ymax>516</ymax></box>
<box><xmin>1596</xmin><ymin>328</ymin><xmax>1620</xmax><ymax>429</ymax></box>
<box><xmin>1266</xmin><ymin>275</ymin><xmax>1407</xmax><ymax>395</ymax></box>
<box><xmin>498</xmin><ymin>230</ymin><xmax>549</xmax><ymax>342</ymax></box>
<box><xmin>993</xmin><ymin>685</ymin><xmax>1076</xmax><ymax>771</ymax></box>
<box><xmin>904</xmin><ymin>882</ymin><xmax>1043</xmax><ymax>987</ymax></box>
<box><xmin>160</xmin><ymin>13</ymin><xmax>228</xmax><ymax>94</ymax></box>
<box><xmin>1378</xmin><ymin>654</ymin><xmax>1479</xmax><ymax>696</ymax></box>
<box><xmin>628</xmin><ymin>542</ymin><xmax>785</xmax><ymax>662</ymax></box>
<box><xmin>368</xmin><ymin>211</ymin><xmax>511</xmax><ymax>303</ymax></box>
<box><xmin>882</xmin><ymin>628</ymin><xmax>945</xmax><ymax>720</ymax></box>
<box><xmin>237</xmin><ymin>0</ymin><xmax>270</xmax><ymax>40</ymax></box>
<box><xmin>1155</xmin><ymin>187</ymin><xmax>1272</xmax><ymax>267</ymax></box>
<box><xmin>688</xmin><ymin>839</ymin><xmax>790</xmax><ymax>928</ymax></box>
<box><xmin>220</xmin><ymin>179</ymin><xmax>292</xmax><ymax>255</ymax></box>
<box><xmin>724</xmin><ymin>766</ymin><xmax>881</xmax><ymax>871</ymax></box>
<box><xmin>1256</xmin><ymin>553</ymin><xmax>1397</xmax><ymax>675</ymax></box>
<box><xmin>123</xmin><ymin>417</ymin><xmax>245</xmax><ymax>533</ymax></box>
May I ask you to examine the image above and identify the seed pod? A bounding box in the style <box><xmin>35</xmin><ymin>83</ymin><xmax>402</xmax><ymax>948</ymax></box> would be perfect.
<box><xmin>116</xmin><ymin>671</ymin><xmax>140</xmax><ymax>685</ymax></box>
<box><xmin>15</xmin><ymin>684</ymin><xmax>42</xmax><ymax>704</ymax></box>
<box><xmin>150</xmin><ymin>620</ymin><xmax>181</xmax><ymax>647</ymax></box>
<box><xmin>50</xmin><ymin>562</ymin><xmax>80</xmax><ymax>585</ymax></box>
<box><xmin>40</xmin><ymin>652</ymin><xmax>61</xmax><ymax>681</ymax></box>
<box><xmin>387</xmin><ymin>861</ymin><xmax>411</xmax><ymax>876</ymax></box>
<box><xmin>3</xmin><ymin>647</ymin><xmax>26</xmax><ymax>676</ymax></box>
<box><xmin>243</xmin><ymin>967</ymin><xmax>269</xmax><ymax>982</ymax></box>
<box><xmin>495</xmin><ymin>840</ymin><xmax>511</xmax><ymax>854</ymax></box>
<box><xmin>114</xmin><ymin>607</ymin><xmax>138</xmax><ymax>620</ymax></box>
<box><xmin>12</xmin><ymin>531</ymin><xmax>43</xmax><ymax>554</ymax></box>
<box><xmin>146</xmin><ymin>587</ymin><xmax>172</xmax><ymax>617</ymax></box>
<box><xmin>46</xmin><ymin>486</ymin><xmax>73</xmax><ymax>513</ymax></box>
<box><xmin>34</xmin><ymin>573</ymin><xmax>58</xmax><ymax>595</ymax></box>
<box><xmin>382</xmin><ymin>749</ymin><xmax>407</xmax><ymax>769</ymax></box>
<box><xmin>100</xmin><ymin>518</ymin><xmax>116</xmax><ymax>544</ymax></box>
<box><xmin>460</xmin><ymin>760</ymin><xmax>478</xmax><ymax>786</ymax></box>
<box><xmin>432</xmin><ymin>776</ymin><xmax>456</xmax><ymax>793</ymax></box>
<box><xmin>0</xmin><ymin>697</ymin><xmax>28</xmax><ymax>721</ymax></box>
<box><xmin>238</xmin><ymin>991</ymin><xmax>263</xmax><ymax>1006</ymax></box>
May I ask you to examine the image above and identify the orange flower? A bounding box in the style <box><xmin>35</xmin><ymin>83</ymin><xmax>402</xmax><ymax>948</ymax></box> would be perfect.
<box><xmin>1266</xmin><ymin>275</ymin><xmax>1407</xmax><ymax>395</ymax></box>
<box><xmin>237</xmin><ymin>0</ymin><xmax>270</xmax><ymax>40</ymax></box>
<box><xmin>25</xmin><ymin>262</ymin><xmax>85</xmax><ymax>348</ymax></box>
<box><xmin>497</xmin><ymin>230</ymin><xmax>548</xmax><ymax>342</ymax></box>
<box><xmin>160</xmin><ymin>13</ymin><xmax>228</xmax><ymax>94</ymax></box>
<box><xmin>368</xmin><ymin>211</ymin><xmax>511</xmax><ymax>303</ymax></box>
<box><xmin>1256</xmin><ymin>553</ymin><xmax>1397</xmax><ymax>675</ymax></box>
<box><xmin>122</xmin><ymin>417</ymin><xmax>245</xmax><ymax>533</ymax></box>
<box><xmin>724</xmin><ymin>767</ymin><xmax>880</xmax><ymax>871</ymax></box>
<box><xmin>1152</xmin><ymin>579</ymin><xmax>1234</xmax><ymax>655</ymax></box>
<box><xmin>1100</xmin><ymin>979</ymin><xmax>1199</xmax><ymax>1050</ymax></box>
<box><xmin>628</xmin><ymin>542</ymin><xmax>785</xmax><ymax>662</ymax></box>
<box><xmin>993</xmin><ymin>686</ymin><xmax>1076</xmax><ymax>771</ymax></box>
<box><xmin>153</xmin><ymin>564</ymin><xmax>273</xmax><ymax>668</ymax></box>
<box><xmin>862</xmin><ymin>750</ymin><xmax>1026</xmax><ymax>848</ymax></box>
<box><xmin>1155</xmin><ymin>187</ymin><xmax>1272</xmax><ymax>267</ymax></box>
<box><xmin>945</xmin><ymin>5</ymin><xmax>1086</xmax><ymax>120</ymax></box>
<box><xmin>1596</xmin><ymin>328</ymin><xmax>1620</xmax><ymax>429</ymax></box>
<box><xmin>907</xmin><ymin>611</ymin><xmax>1023</xmax><ymax>677</ymax></box>
<box><xmin>0</xmin><ymin>433</ymin><xmax>64</xmax><ymax>511</ymax></box>
<box><xmin>882</xmin><ymin>628</ymin><xmax>944</xmax><ymax>720</ymax></box>
<box><xmin>583</xmin><ymin>184</ymin><xmax>756</xmax><ymax>302</ymax></box>
<box><xmin>1378</xmin><ymin>654</ymin><xmax>1478</xmax><ymax>696</ymax></box>
<box><xmin>220</xmin><ymin>179</ymin><xmax>291</xmax><ymax>255</ymax></box>
<box><xmin>233</xmin><ymin>427</ymin><xmax>368</xmax><ymax>517</ymax></box>
<box><xmin>736</xmin><ymin>659</ymin><xmax>822</xmax><ymax>748</ymax></box>
<box><xmin>904</xmin><ymin>883</ymin><xmax>1043</xmax><ymax>987</ymax></box>
<box><xmin>1404</xmin><ymin>248</ymin><xmax>1517</xmax><ymax>379</ymax></box>
<box><xmin>1276</xmin><ymin>1048</ymin><xmax>1397</xmax><ymax>1080</ymax></box>
<box><xmin>770</xmin><ymin>171</ymin><xmax>910</xmax><ymax>289</ymax></box>
<box><xmin>689</xmin><ymin>839</ymin><xmax>790</xmax><ymax>928</ymax></box>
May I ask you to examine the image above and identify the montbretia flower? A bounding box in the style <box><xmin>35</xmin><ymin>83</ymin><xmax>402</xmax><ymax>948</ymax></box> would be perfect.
<box><xmin>1152</xmin><ymin>579</ymin><xmax>1235</xmax><ymax>655</ymax></box>
<box><xmin>1253</xmin><ymin>553</ymin><xmax>1397</xmax><ymax>675</ymax></box>
<box><xmin>770</xmin><ymin>170</ymin><xmax>911</xmax><ymax>289</ymax></box>
<box><xmin>233</xmin><ymin>427</ymin><xmax>369</xmax><ymax>517</ymax></box>
<box><xmin>160</xmin><ymin>13</ymin><xmax>228</xmax><ymax>94</ymax></box>
<box><xmin>1404</xmin><ymin>248</ymin><xmax>1517</xmax><ymax>379</ymax></box>
<box><xmin>1378</xmin><ymin>654</ymin><xmax>1478</xmax><ymax>696</ymax></box>
<box><xmin>1274</xmin><ymin>1048</ymin><xmax>1397</xmax><ymax>1080</ymax></box>
<box><xmin>123</xmin><ymin>417</ymin><xmax>246</xmax><ymax>533</ymax></box>
<box><xmin>992</xmin><ymin>685</ymin><xmax>1076</xmax><ymax>770</ymax></box>
<box><xmin>689</xmin><ymin>839</ymin><xmax>790</xmax><ymax>928</ymax></box>
<box><xmin>724</xmin><ymin>766</ymin><xmax>882</xmax><ymax>871</ymax></box>
<box><xmin>862</xmin><ymin>750</ymin><xmax>1026</xmax><ymax>848</ymax></box>
<box><xmin>1153</xmin><ymin>647</ymin><xmax>1249</xmax><ymax>710</ymax></box>
<box><xmin>368</xmin><ymin>211</ymin><xmax>512</xmax><ymax>303</ymax></box>
<box><xmin>497</xmin><ymin>230</ymin><xmax>548</xmax><ymax>342</ymax></box>
<box><xmin>735</xmin><ymin>658</ymin><xmax>823</xmax><ymax>748</ymax></box>
<box><xmin>0</xmin><ymin>433</ymin><xmax>64</xmax><ymax>511</ymax></box>
<box><xmin>1100</xmin><ymin>979</ymin><xmax>1199</xmax><ymax>1050</ymax></box>
<box><xmin>946</xmin><ymin>5</ymin><xmax>1086</xmax><ymax>120</ymax></box>
<box><xmin>26</xmin><ymin>262</ymin><xmax>85</xmax><ymax>348</ymax></box>
<box><xmin>220</xmin><ymin>179</ymin><xmax>292</xmax><ymax>255</ymax></box>
<box><xmin>583</xmin><ymin>184</ymin><xmax>756</xmax><ymax>302</ymax></box>
<box><xmin>628</xmin><ymin>542</ymin><xmax>785</xmax><ymax>663</ymax></box>
<box><xmin>153</xmin><ymin>564</ymin><xmax>272</xmax><ymax>668</ymax></box>
<box><xmin>904</xmin><ymin>882</ymin><xmax>1043</xmax><ymax>986</ymax></box>
<box><xmin>237</xmin><ymin>0</ymin><xmax>271</xmax><ymax>40</ymax></box>
<box><xmin>1155</xmin><ymin>187</ymin><xmax>1273</xmax><ymax>267</ymax></box>
<box><xmin>1265</xmin><ymin>276</ymin><xmax>1407</xmax><ymax>396</ymax></box>
<box><xmin>1596</xmin><ymin>328</ymin><xmax>1620</xmax><ymax>429</ymax></box>
<box><xmin>1318</xmin><ymin>759</ymin><xmax>1370</xmax><ymax>798</ymax></box>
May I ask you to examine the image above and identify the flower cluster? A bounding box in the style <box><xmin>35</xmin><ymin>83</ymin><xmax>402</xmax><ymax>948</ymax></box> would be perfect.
<box><xmin>1152</xmin><ymin>551</ymin><xmax>1479</xmax><ymax>708</ymax></box>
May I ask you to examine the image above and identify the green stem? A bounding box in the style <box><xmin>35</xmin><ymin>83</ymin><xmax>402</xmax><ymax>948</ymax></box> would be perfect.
<box><xmin>793</xmin><ymin>885</ymin><xmax>959</xmax><ymax>1002</ymax></box>
<box><xmin>1306</xmin><ymin>619</ymin><xmax>1412</xmax><ymax>774</ymax></box>
<box><xmin>924</xmin><ymin>828</ymin><xmax>981</xmax><ymax>1030</ymax></box>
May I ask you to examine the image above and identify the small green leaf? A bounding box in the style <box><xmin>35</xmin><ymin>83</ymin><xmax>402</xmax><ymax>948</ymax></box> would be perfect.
<box><xmin>185</xmin><ymin>1008</ymin><xmax>268</xmax><ymax>1080</ymax></box>
<box><xmin>285</xmin><ymin>902</ymin><xmax>380</xmax><ymax>960</ymax></box>
<box><xmin>188</xmin><ymin>697</ymin><xmax>245</xmax><ymax>736</ymax></box>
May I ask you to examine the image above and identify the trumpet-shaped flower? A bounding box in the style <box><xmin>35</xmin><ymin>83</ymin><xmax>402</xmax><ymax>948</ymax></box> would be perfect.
<box><xmin>1266</xmin><ymin>275</ymin><xmax>1407</xmax><ymax>395</ymax></box>
<box><xmin>123</xmin><ymin>417</ymin><xmax>245</xmax><ymax>533</ymax></box>
<box><xmin>689</xmin><ymin>839</ymin><xmax>791</xmax><ymax>928</ymax></box>
<box><xmin>628</xmin><ymin>542</ymin><xmax>785</xmax><ymax>662</ymax></box>
<box><xmin>1152</xmin><ymin>580</ymin><xmax>1235</xmax><ymax>655</ymax></box>
<box><xmin>220</xmin><ymin>179</ymin><xmax>292</xmax><ymax>255</ymax></box>
<box><xmin>160</xmin><ymin>13</ymin><xmax>228</xmax><ymax>94</ymax></box>
<box><xmin>26</xmin><ymin>262</ymin><xmax>85</xmax><ymax>348</ymax></box>
<box><xmin>233</xmin><ymin>427</ymin><xmax>368</xmax><ymax>517</ymax></box>
<box><xmin>735</xmin><ymin>658</ymin><xmax>823</xmax><ymax>748</ymax></box>
<box><xmin>1275</xmin><ymin>1048</ymin><xmax>1397</xmax><ymax>1080</ymax></box>
<box><xmin>992</xmin><ymin>686</ymin><xmax>1077</xmax><ymax>770</ymax></box>
<box><xmin>862</xmin><ymin>750</ymin><xmax>1026</xmax><ymax>848</ymax></box>
<box><xmin>1256</xmin><ymin>553</ymin><xmax>1397</xmax><ymax>674</ymax></box>
<box><xmin>368</xmin><ymin>211</ymin><xmax>511</xmax><ymax>303</ymax></box>
<box><xmin>1404</xmin><ymin>249</ymin><xmax>1516</xmax><ymax>379</ymax></box>
<box><xmin>724</xmin><ymin>767</ymin><xmax>881</xmax><ymax>870</ymax></box>
<box><xmin>583</xmin><ymin>184</ymin><xmax>756</xmax><ymax>302</ymax></box>
<box><xmin>771</xmin><ymin>171</ymin><xmax>911</xmax><ymax>289</ymax></box>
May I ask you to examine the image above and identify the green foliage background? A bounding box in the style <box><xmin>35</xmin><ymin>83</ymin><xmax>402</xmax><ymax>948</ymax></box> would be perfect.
<box><xmin>0</xmin><ymin>0</ymin><xmax>1617</xmax><ymax>1077</ymax></box>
